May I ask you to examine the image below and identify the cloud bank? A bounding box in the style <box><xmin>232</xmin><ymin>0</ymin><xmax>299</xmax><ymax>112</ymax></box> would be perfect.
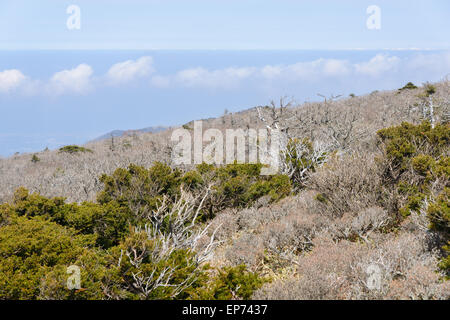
<box><xmin>150</xmin><ymin>53</ymin><xmax>450</xmax><ymax>89</ymax></box>
<box><xmin>1</xmin><ymin>52</ymin><xmax>449</xmax><ymax>96</ymax></box>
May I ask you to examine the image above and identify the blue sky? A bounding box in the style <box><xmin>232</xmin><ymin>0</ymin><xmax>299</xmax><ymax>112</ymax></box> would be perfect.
<box><xmin>0</xmin><ymin>0</ymin><xmax>449</xmax><ymax>50</ymax></box>
<box><xmin>0</xmin><ymin>1</ymin><xmax>449</xmax><ymax>156</ymax></box>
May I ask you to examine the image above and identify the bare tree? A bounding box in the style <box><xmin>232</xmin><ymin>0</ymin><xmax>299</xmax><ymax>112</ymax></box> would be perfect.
<box><xmin>256</xmin><ymin>97</ymin><xmax>330</xmax><ymax>187</ymax></box>
<box><xmin>123</xmin><ymin>188</ymin><xmax>221</xmax><ymax>299</ymax></box>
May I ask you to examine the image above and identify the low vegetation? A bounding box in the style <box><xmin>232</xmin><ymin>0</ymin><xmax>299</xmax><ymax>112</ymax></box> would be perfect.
<box><xmin>0</xmin><ymin>163</ymin><xmax>274</xmax><ymax>299</ymax></box>
<box><xmin>59</xmin><ymin>145</ymin><xmax>93</xmax><ymax>154</ymax></box>
<box><xmin>0</xmin><ymin>81</ymin><xmax>449</xmax><ymax>300</ymax></box>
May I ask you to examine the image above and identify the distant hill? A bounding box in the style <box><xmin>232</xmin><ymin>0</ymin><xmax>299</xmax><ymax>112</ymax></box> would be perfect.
<box><xmin>91</xmin><ymin>126</ymin><xmax>168</xmax><ymax>142</ymax></box>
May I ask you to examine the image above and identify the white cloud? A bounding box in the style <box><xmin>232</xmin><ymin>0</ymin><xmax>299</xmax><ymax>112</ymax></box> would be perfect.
<box><xmin>173</xmin><ymin>67</ymin><xmax>257</xmax><ymax>89</ymax></box>
<box><xmin>406</xmin><ymin>51</ymin><xmax>450</xmax><ymax>74</ymax></box>
<box><xmin>322</xmin><ymin>59</ymin><xmax>351</xmax><ymax>76</ymax></box>
<box><xmin>279</xmin><ymin>59</ymin><xmax>351</xmax><ymax>80</ymax></box>
<box><xmin>260</xmin><ymin>65</ymin><xmax>282</xmax><ymax>79</ymax></box>
<box><xmin>106</xmin><ymin>56</ymin><xmax>154</xmax><ymax>84</ymax></box>
<box><xmin>48</xmin><ymin>64</ymin><xmax>93</xmax><ymax>95</ymax></box>
<box><xmin>0</xmin><ymin>69</ymin><xmax>27</xmax><ymax>93</ymax></box>
<box><xmin>2</xmin><ymin>52</ymin><xmax>449</xmax><ymax>97</ymax></box>
<box><xmin>150</xmin><ymin>58</ymin><xmax>353</xmax><ymax>88</ymax></box>
<box><xmin>355</xmin><ymin>54</ymin><xmax>400</xmax><ymax>76</ymax></box>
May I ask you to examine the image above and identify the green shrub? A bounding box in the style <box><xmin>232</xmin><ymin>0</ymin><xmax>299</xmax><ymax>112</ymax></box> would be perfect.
<box><xmin>377</xmin><ymin>121</ymin><xmax>449</xmax><ymax>274</ymax></box>
<box><xmin>113</xmin><ymin>231</ymin><xmax>210</xmax><ymax>300</ymax></box>
<box><xmin>438</xmin><ymin>243</ymin><xmax>450</xmax><ymax>279</ymax></box>
<box><xmin>97</xmin><ymin>162</ymin><xmax>291</xmax><ymax>221</ymax></box>
<box><xmin>59</xmin><ymin>145</ymin><xmax>93</xmax><ymax>154</ymax></box>
<box><xmin>427</xmin><ymin>188</ymin><xmax>450</xmax><ymax>233</ymax></box>
<box><xmin>411</xmin><ymin>154</ymin><xmax>434</xmax><ymax>177</ymax></box>
<box><xmin>38</xmin><ymin>248</ymin><xmax>116</xmax><ymax>300</ymax></box>
<box><xmin>3</xmin><ymin>188</ymin><xmax>130</xmax><ymax>248</ymax></box>
<box><xmin>97</xmin><ymin>163</ymin><xmax>183</xmax><ymax>223</ymax></box>
<box><xmin>203</xmin><ymin>163</ymin><xmax>291</xmax><ymax>215</ymax></box>
<box><xmin>314</xmin><ymin>193</ymin><xmax>328</xmax><ymax>204</ymax></box>
<box><xmin>398</xmin><ymin>82</ymin><xmax>418</xmax><ymax>91</ymax></box>
<box><xmin>0</xmin><ymin>160</ymin><xmax>292</xmax><ymax>300</ymax></box>
<box><xmin>31</xmin><ymin>154</ymin><xmax>40</xmax><ymax>163</ymax></box>
<box><xmin>0</xmin><ymin>215</ymin><xmax>97</xmax><ymax>299</ymax></box>
<box><xmin>246</xmin><ymin>174</ymin><xmax>291</xmax><ymax>203</ymax></box>
<box><xmin>180</xmin><ymin>170</ymin><xmax>204</xmax><ymax>190</ymax></box>
<box><xmin>62</xmin><ymin>202</ymin><xmax>130</xmax><ymax>248</ymax></box>
<box><xmin>377</xmin><ymin>122</ymin><xmax>449</xmax><ymax>198</ymax></box>
<box><xmin>98</xmin><ymin>163</ymin><xmax>182</xmax><ymax>205</ymax></box>
<box><xmin>8</xmin><ymin>187</ymin><xmax>66</xmax><ymax>219</ymax></box>
<box><xmin>424</xmin><ymin>83</ymin><xmax>436</xmax><ymax>97</ymax></box>
<box><xmin>194</xmin><ymin>265</ymin><xmax>269</xmax><ymax>300</ymax></box>
<box><xmin>377</xmin><ymin>122</ymin><xmax>449</xmax><ymax>166</ymax></box>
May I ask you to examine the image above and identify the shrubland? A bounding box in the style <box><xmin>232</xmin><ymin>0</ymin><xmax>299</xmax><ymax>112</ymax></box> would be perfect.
<box><xmin>0</xmin><ymin>162</ymin><xmax>284</xmax><ymax>299</ymax></box>
<box><xmin>0</xmin><ymin>80</ymin><xmax>449</xmax><ymax>299</ymax></box>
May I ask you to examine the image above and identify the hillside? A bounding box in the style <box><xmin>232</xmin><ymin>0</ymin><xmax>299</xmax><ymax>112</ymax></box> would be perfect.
<box><xmin>1</xmin><ymin>81</ymin><xmax>448</xmax><ymax>203</ymax></box>
<box><xmin>0</xmin><ymin>80</ymin><xmax>448</xmax><ymax>300</ymax></box>
<box><xmin>90</xmin><ymin>126</ymin><xmax>169</xmax><ymax>143</ymax></box>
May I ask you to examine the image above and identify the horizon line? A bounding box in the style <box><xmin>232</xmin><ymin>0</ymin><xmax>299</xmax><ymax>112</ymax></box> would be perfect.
<box><xmin>0</xmin><ymin>47</ymin><xmax>448</xmax><ymax>52</ymax></box>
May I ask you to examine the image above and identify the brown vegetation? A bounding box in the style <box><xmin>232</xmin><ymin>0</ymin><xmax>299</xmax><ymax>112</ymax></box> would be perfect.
<box><xmin>0</xmin><ymin>80</ymin><xmax>449</xmax><ymax>300</ymax></box>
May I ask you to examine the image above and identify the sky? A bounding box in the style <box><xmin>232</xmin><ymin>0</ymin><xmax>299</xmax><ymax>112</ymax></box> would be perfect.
<box><xmin>0</xmin><ymin>0</ymin><xmax>449</xmax><ymax>50</ymax></box>
<box><xmin>0</xmin><ymin>1</ymin><xmax>449</xmax><ymax>156</ymax></box>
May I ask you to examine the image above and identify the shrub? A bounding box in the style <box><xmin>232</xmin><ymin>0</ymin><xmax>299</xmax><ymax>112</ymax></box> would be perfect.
<box><xmin>7</xmin><ymin>187</ymin><xmax>67</xmax><ymax>219</ymax></box>
<box><xmin>31</xmin><ymin>154</ymin><xmax>40</xmax><ymax>163</ymax></box>
<box><xmin>376</xmin><ymin>121</ymin><xmax>449</xmax><ymax>217</ymax></box>
<box><xmin>377</xmin><ymin>121</ymin><xmax>449</xmax><ymax>173</ymax></box>
<box><xmin>424</xmin><ymin>188</ymin><xmax>450</xmax><ymax>277</ymax></box>
<box><xmin>280</xmin><ymin>138</ymin><xmax>328</xmax><ymax>189</ymax></box>
<box><xmin>112</xmin><ymin>231</ymin><xmax>211</xmax><ymax>300</ymax></box>
<box><xmin>38</xmin><ymin>248</ymin><xmax>116</xmax><ymax>300</ymax></box>
<box><xmin>225</xmin><ymin>232</ymin><xmax>265</xmax><ymax>268</ymax></box>
<box><xmin>0</xmin><ymin>215</ymin><xmax>97</xmax><ymax>299</ymax></box>
<box><xmin>194</xmin><ymin>265</ymin><xmax>268</xmax><ymax>300</ymax></box>
<box><xmin>439</xmin><ymin>243</ymin><xmax>450</xmax><ymax>279</ymax></box>
<box><xmin>204</xmin><ymin>163</ymin><xmax>291</xmax><ymax>215</ymax></box>
<box><xmin>424</xmin><ymin>84</ymin><xmax>436</xmax><ymax>97</ymax></box>
<box><xmin>61</xmin><ymin>201</ymin><xmax>131</xmax><ymax>248</ymax></box>
<box><xmin>254</xmin><ymin>232</ymin><xmax>448</xmax><ymax>300</ymax></box>
<box><xmin>97</xmin><ymin>162</ymin><xmax>291</xmax><ymax>221</ymax></box>
<box><xmin>0</xmin><ymin>185</ymin><xmax>223</xmax><ymax>300</ymax></box>
<box><xmin>309</xmin><ymin>153</ymin><xmax>382</xmax><ymax>217</ymax></box>
<box><xmin>398</xmin><ymin>82</ymin><xmax>418</xmax><ymax>91</ymax></box>
<box><xmin>427</xmin><ymin>187</ymin><xmax>450</xmax><ymax>233</ymax></box>
<box><xmin>58</xmin><ymin>145</ymin><xmax>93</xmax><ymax>154</ymax></box>
<box><xmin>3</xmin><ymin>187</ymin><xmax>131</xmax><ymax>248</ymax></box>
<box><xmin>97</xmin><ymin>163</ymin><xmax>183</xmax><ymax>221</ymax></box>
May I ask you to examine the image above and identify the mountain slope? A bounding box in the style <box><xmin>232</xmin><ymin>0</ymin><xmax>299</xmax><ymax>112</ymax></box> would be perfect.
<box><xmin>90</xmin><ymin>126</ymin><xmax>169</xmax><ymax>142</ymax></box>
